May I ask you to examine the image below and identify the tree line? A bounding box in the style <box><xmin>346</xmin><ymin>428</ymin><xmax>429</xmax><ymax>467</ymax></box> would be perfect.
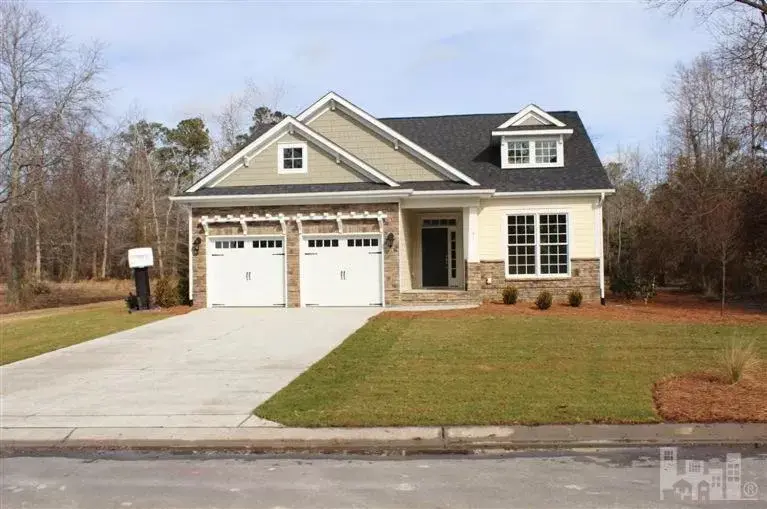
<box><xmin>0</xmin><ymin>1</ymin><xmax>285</xmax><ymax>304</ymax></box>
<box><xmin>2</xmin><ymin>0</ymin><xmax>766</xmax><ymax>308</ymax></box>
<box><xmin>606</xmin><ymin>1</ymin><xmax>767</xmax><ymax>306</ymax></box>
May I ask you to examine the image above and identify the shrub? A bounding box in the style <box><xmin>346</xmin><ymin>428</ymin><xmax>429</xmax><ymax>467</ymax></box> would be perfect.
<box><xmin>535</xmin><ymin>290</ymin><xmax>553</xmax><ymax>310</ymax></box>
<box><xmin>568</xmin><ymin>289</ymin><xmax>583</xmax><ymax>307</ymax></box>
<box><xmin>153</xmin><ymin>276</ymin><xmax>180</xmax><ymax>308</ymax></box>
<box><xmin>720</xmin><ymin>340</ymin><xmax>760</xmax><ymax>384</ymax></box>
<box><xmin>501</xmin><ymin>286</ymin><xmax>518</xmax><ymax>305</ymax></box>
<box><xmin>125</xmin><ymin>292</ymin><xmax>139</xmax><ymax>311</ymax></box>
<box><xmin>176</xmin><ymin>272</ymin><xmax>191</xmax><ymax>306</ymax></box>
<box><xmin>610</xmin><ymin>272</ymin><xmax>656</xmax><ymax>303</ymax></box>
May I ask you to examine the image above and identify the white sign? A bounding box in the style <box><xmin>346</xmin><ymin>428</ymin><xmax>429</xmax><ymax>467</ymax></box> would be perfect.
<box><xmin>128</xmin><ymin>247</ymin><xmax>154</xmax><ymax>268</ymax></box>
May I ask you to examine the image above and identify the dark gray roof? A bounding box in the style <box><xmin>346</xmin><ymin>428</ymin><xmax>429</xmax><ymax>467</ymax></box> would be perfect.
<box><xmin>380</xmin><ymin>111</ymin><xmax>612</xmax><ymax>192</ymax></box>
<box><xmin>187</xmin><ymin>180</ymin><xmax>481</xmax><ymax>196</ymax></box>
<box><xmin>183</xmin><ymin>110</ymin><xmax>611</xmax><ymax>196</ymax></box>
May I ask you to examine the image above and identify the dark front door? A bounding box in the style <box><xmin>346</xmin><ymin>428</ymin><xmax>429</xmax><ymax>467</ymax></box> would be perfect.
<box><xmin>422</xmin><ymin>228</ymin><xmax>448</xmax><ymax>287</ymax></box>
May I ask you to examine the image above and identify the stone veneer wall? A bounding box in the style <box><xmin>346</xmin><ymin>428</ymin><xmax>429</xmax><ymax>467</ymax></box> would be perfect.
<box><xmin>191</xmin><ymin>203</ymin><xmax>400</xmax><ymax>307</ymax></box>
<box><xmin>467</xmin><ymin>259</ymin><xmax>601</xmax><ymax>303</ymax></box>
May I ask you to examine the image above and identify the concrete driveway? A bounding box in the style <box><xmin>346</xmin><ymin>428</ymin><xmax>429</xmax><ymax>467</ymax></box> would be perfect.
<box><xmin>0</xmin><ymin>308</ymin><xmax>380</xmax><ymax>428</ymax></box>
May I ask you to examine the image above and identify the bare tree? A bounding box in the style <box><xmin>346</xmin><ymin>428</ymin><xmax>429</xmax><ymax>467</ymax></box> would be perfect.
<box><xmin>1</xmin><ymin>1</ymin><xmax>104</xmax><ymax>300</ymax></box>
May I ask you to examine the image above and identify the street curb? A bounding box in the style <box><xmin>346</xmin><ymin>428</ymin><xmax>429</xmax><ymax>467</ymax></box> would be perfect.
<box><xmin>1</xmin><ymin>424</ymin><xmax>765</xmax><ymax>454</ymax></box>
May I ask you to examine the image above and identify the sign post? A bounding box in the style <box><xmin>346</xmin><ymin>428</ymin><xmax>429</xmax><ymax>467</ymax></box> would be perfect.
<box><xmin>128</xmin><ymin>247</ymin><xmax>154</xmax><ymax>310</ymax></box>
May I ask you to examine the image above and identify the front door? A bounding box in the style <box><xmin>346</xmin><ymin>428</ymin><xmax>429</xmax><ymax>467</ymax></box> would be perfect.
<box><xmin>421</xmin><ymin>228</ymin><xmax>448</xmax><ymax>287</ymax></box>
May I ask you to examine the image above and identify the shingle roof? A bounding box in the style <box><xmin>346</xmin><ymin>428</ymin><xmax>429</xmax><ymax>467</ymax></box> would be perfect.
<box><xmin>380</xmin><ymin>111</ymin><xmax>612</xmax><ymax>192</ymax></box>
<box><xmin>183</xmin><ymin>110</ymin><xmax>612</xmax><ymax>196</ymax></box>
<box><xmin>187</xmin><ymin>180</ymin><xmax>479</xmax><ymax>196</ymax></box>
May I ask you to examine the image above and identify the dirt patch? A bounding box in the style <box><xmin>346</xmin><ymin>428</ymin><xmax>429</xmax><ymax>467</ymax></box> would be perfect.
<box><xmin>385</xmin><ymin>290</ymin><xmax>767</xmax><ymax>325</ymax></box>
<box><xmin>654</xmin><ymin>371</ymin><xmax>767</xmax><ymax>423</ymax></box>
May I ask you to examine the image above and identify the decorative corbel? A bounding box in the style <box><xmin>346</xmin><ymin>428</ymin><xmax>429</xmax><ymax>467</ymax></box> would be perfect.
<box><xmin>336</xmin><ymin>212</ymin><xmax>343</xmax><ymax>234</ymax></box>
<box><xmin>393</xmin><ymin>139</ymin><xmax>399</xmax><ymax>150</ymax></box>
<box><xmin>239</xmin><ymin>215</ymin><xmax>248</xmax><ymax>235</ymax></box>
<box><xmin>295</xmin><ymin>214</ymin><xmax>303</xmax><ymax>234</ymax></box>
<box><xmin>278</xmin><ymin>213</ymin><xmax>287</xmax><ymax>234</ymax></box>
<box><xmin>377</xmin><ymin>213</ymin><xmax>385</xmax><ymax>233</ymax></box>
<box><xmin>330</xmin><ymin>99</ymin><xmax>336</xmax><ymax>111</ymax></box>
<box><xmin>241</xmin><ymin>155</ymin><xmax>251</xmax><ymax>167</ymax></box>
<box><xmin>199</xmin><ymin>218</ymin><xmax>210</xmax><ymax>235</ymax></box>
<box><xmin>335</xmin><ymin>153</ymin><xmax>341</xmax><ymax>164</ymax></box>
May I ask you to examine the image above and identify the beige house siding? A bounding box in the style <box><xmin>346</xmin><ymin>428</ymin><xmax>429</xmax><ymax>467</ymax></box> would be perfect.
<box><xmin>308</xmin><ymin>108</ymin><xmax>446</xmax><ymax>182</ymax></box>
<box><xmin>477</xmin><ymin>196</ymin><xmax>599</xmax><ymax>260</ymax></box>
<box><xmin>214</xmin><ymin>132</ymin><xmax>367</xmax><ymax>187</ymax></box>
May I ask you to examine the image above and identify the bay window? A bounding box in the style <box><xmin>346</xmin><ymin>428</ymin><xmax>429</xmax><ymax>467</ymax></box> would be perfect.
<box><xmin>506</xmin><ymin>213</ymin><xmax>569</xmax><ymax>277</ymax></box>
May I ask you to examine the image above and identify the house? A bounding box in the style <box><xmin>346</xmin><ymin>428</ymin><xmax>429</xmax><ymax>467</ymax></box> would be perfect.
<box><xmin>171</xmin><ymin>92</ymin><xmax>614</xmax><ymax>308</ymax></box>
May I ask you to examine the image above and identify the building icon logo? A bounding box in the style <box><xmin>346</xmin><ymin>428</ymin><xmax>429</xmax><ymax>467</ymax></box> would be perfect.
<box><xmin>660</xmin><ymin>447</ymin><xmax>759</xmax><ymax>503</ymax></box>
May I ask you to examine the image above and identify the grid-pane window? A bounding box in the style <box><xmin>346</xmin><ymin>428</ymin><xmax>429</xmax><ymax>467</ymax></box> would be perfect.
<box><xmin>282</xmin><ymin>146</ymin><xmax>303</xmax><ymax>170</ymax></box>
<box><xmin>506</xmin><ymin>213</ymin><xmax>569</xmax><ymax>277</ymax></box>
<box><xmin>507</xmin><ymin>141</ymin><xmax>530</xmax><ymax>165</ymax></box>
<box><xmin>534</xmin><ymin>139</ymin><xmax>558</xmax><ymax>164</ymax></box>
<box><xmin>507</xmin><ymin>215</ymin><xmax>536</xmax><ymax>275</ymax></box>
<box><xmin>539</xmin><ymin>214</ymin><xmax>568</xmax><ymax>275</ymax></box>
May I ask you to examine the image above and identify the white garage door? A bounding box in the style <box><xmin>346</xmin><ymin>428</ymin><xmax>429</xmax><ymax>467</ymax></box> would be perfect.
<box><xmin>206</xmin><ymin>237</ymin><xmax>286</xmax><ymax>307</ymax></box>
<box><xmin>301</xmin><ymin>235</ymin><xmax>383</xmax><ymax>307</ymax></box>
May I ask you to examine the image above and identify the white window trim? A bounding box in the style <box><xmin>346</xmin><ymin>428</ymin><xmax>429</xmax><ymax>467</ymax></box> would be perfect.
<box><xmin>417</xmin><ymin>212</ymin><xmax>464</xmax><ymax>289</ymax></box>
<box><xmin>502</xmin><ymin>210</ymin><xmax>571</xmax><ymax>280</ymax></box>
<box><xmin>500</xmin><ymin>135</ymin><xmax>565</xmax><ymax>169</ymax></box>
<box><xmin>277</xmin><ymin>142</ymin><xmax>308</xmax><ymax>174</ymax></box>
<box><xmin>497</xmin><ymin>104</ymin><xmax>566</xmax><ymax>129</ymax></box>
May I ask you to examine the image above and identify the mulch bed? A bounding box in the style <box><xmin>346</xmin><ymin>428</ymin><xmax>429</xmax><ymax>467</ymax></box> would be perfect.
<box><xmin>386</xmin><ymin>290</ymin><xmax>767</xmax><ymax>325</ymax></box>
<box><xmin>654</xmin><ymin>371</ymin><xmax>767</xmax><ymax>423</ymax></box>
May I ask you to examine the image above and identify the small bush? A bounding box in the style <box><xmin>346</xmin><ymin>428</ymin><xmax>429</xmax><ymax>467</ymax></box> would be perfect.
<box><xmin>610</xmin><ymin>273</ymin><xmax>656</xmax><ymax>303</ymax></box>
<box><xmin>720</xmin><ymin>340</ymin><xmax>760</xmax><ymax>384</ymax></box>
<box><xmin>501</xmin><ymin>286</ymin><xmax>518</xmax><ymax>305</ymax></box>
<box><xmin>125</xmin><ymin>292</ymin><xmax>139</xmax><ymax>311</ymax></box>
<box><xmin>568</xmin><ymin>289</ymin><xmax>583</xmax><ymax>307</ymax></box>
<box><xmin>535</xmin><ymin>291</ymin><xmax>553</xmax><ymax>310</ymax></box>
<box><xmin>153</xmin><ymin>276</ymin><xmax>180</xmax><ymax>308</ymax></box>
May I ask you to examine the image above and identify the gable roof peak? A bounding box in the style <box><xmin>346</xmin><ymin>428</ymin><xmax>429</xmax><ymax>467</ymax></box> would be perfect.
<box><xmin>497</xmin><ymin>104</ymin><xmax>567</xmax><ymax>129</ymax></box>
<box><xmin>296</xmin><ymin>91</ymin><xmax>480</xmax><ymax>186</ymax></box>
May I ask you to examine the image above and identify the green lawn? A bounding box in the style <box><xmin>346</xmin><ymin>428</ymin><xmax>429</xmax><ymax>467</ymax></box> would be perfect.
<box><xmin>255</xmin><ymin>313</ymin><xmax>766</xmax><ymax>426</ymax></box>
<box><xmin>0</xmin><ymin>302</ymin><xmax>180</xmax><ymax>365</ymax></box>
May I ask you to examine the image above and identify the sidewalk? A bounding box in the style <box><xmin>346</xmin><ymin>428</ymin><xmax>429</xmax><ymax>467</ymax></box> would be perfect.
<box><xmin>2</xmin><ymin>423</ymin><xmax>765</xmax><ymax>453</ymax></box>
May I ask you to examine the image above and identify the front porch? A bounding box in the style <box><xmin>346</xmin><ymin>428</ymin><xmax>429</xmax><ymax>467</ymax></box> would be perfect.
<box><xmin>398</xmin><ymin>204</ymin><xmax>480</xmax><ymax>303</ymax></box>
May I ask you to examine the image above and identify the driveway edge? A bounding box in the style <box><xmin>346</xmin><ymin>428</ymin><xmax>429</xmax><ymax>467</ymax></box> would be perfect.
<box><xmin>1</xmin><ymin>424</ymin><xmax>765</xmax><ymax>454</ymax></box>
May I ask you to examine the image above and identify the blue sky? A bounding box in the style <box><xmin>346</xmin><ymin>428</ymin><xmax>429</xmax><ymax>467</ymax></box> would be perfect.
<box><xmin>36</xmin><ymin>1</ymin><xmax>716</xmax><ymax>160</ymax></box>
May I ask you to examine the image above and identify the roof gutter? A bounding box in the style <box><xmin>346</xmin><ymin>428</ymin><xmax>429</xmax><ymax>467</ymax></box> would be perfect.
<box><xmin>492</xmin><ymin>188</ymin><xmax>615</xmax><ymax>198</ymax></box>
<box><xmin>171</xmin><ymin>189</ymin><xmax>414</xmax><ymax>204</ymax></box>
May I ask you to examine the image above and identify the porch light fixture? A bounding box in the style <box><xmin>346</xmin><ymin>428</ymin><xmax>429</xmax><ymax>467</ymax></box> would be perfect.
<box><xmin>385</xmin><ymin>232</ymin><xmax>395</xmax><ymax>250</ymax></box>
<box><xmin>192</xmin><ymin>236</ymin><xmax>202</xmax><ymax>255</ymax></box>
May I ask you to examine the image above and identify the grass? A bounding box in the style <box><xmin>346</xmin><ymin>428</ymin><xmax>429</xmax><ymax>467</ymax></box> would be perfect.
<box><xmin>255</xmin><ymin>313</ymin><xmax>766</xmax><ymax>426</ymax></box>
<box><xmin>0</xmin><ymin>301</ymin><xmax>182</xmax><ymax>365</ymax></box>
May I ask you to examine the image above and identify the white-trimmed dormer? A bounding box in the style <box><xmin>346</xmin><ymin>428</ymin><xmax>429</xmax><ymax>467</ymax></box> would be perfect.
<box><xmin>492</xmin><ymin>104</ymin><xmax>573</xmax><ymax>170</ymax></box>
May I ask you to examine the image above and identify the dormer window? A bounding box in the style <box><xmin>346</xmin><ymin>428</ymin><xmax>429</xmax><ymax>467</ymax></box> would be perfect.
<box><xmin>502</xmin><ymin>137</ymin><xmax>562</xmax><ymax>168</ymax></box>
<box><xmin>534</xmin><ymin>139</ymin><xmax>558</xmax><ymax>164</ymax></box>
<box><xmin>278</xmin><ymin>142</ymin><xmax>307</xmax><ymax>174</ymax></box>
<box><xmin>493</xmin><ymin>104</ymin><xmax>572</xmax><ymax>170</ymax></box>
<box><xmin>508</xmin><ymin>141</ymin><xmax>529</xmax><ymax>164</ymax></box>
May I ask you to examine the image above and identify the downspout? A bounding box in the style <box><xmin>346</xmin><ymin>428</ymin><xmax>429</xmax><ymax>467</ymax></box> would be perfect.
<box><xmin>598</xmin><ymin>192</ymin><xmax>606</xmax><ymax>306</ymax></box>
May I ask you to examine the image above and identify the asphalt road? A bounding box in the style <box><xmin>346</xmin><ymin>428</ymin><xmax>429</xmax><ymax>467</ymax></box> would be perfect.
<box><xmin>1</xmin><ymin>447</ymin><xmax>765</xmax><ymax>508</ymax></box>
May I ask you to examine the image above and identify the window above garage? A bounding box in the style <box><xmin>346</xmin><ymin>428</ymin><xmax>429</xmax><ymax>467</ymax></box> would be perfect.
<box><xmin>278</xmin><ymin>142</ymin><xmax>307</xmax><ymax>174</ymax></box>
